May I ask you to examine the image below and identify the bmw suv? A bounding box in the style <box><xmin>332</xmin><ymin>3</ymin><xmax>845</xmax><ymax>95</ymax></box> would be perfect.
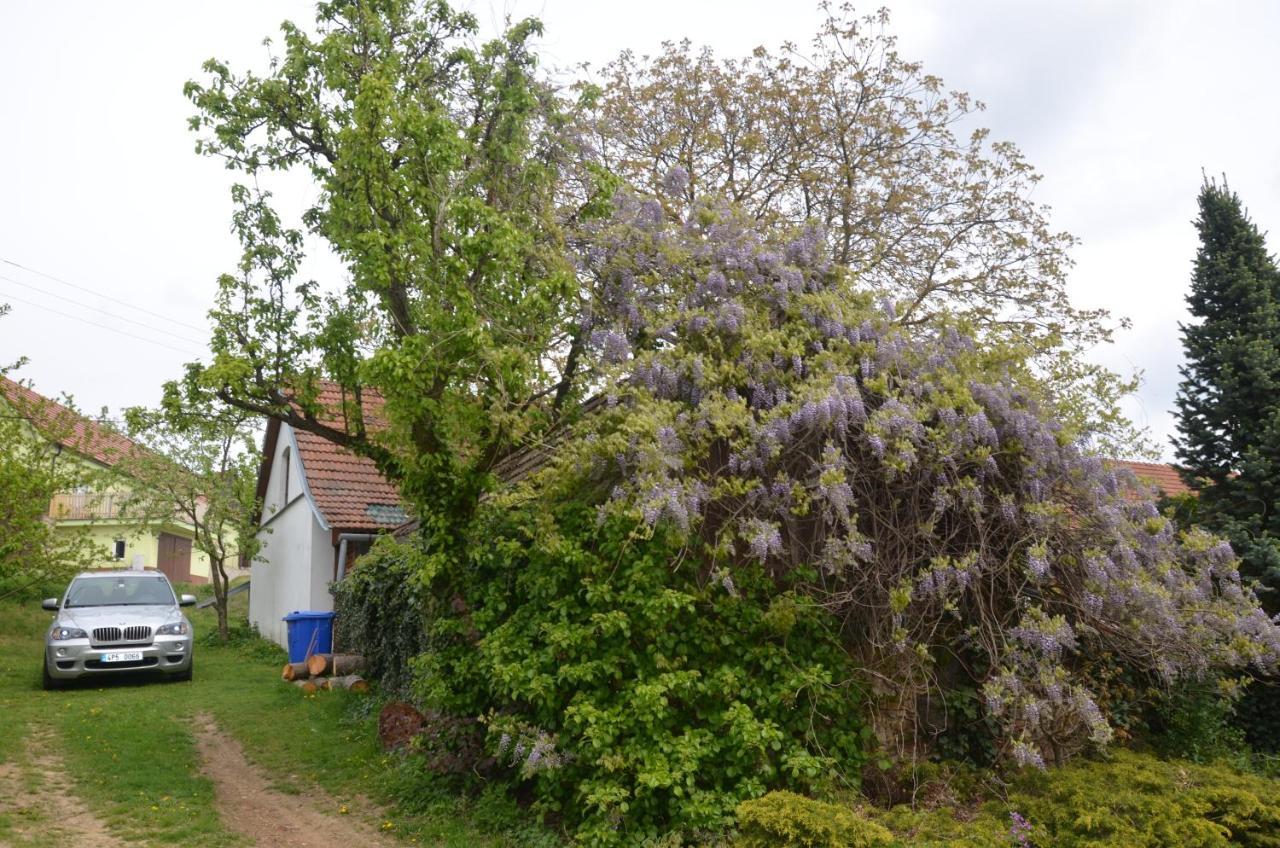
<box><xmin>42</xmin><ymin>571</ymin><xmax>196</xmax><ymax>689</ymax></box>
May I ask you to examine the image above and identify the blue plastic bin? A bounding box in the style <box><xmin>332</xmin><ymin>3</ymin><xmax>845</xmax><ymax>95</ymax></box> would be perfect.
<box><xmin>283</xmin><ymin>610</ymin><xmax>336</xmax><ymax>663</ymax></box>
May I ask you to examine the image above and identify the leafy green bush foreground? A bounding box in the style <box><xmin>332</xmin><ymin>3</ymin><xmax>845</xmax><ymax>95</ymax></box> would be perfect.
<box><xmin>340</xmin><ymin>504</ymin><xmax>871</xmax><ymax>843</ymax></box>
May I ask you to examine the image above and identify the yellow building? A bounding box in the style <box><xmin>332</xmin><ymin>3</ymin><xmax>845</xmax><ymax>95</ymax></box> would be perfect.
<box><xmin>1</xmin><ymin>376</ymin><xmax>211</xmax><ymax>583</ymax></box>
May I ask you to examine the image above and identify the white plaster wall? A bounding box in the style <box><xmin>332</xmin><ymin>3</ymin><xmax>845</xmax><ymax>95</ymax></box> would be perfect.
<box><xmin>249</xmin><ymin>423</ymin><xmax>337</xmax><ymax>648</ymax></box>
<box><xmin>309</xmin><ymin>517</ymin><xmax>336</xmax><ymax>610</ymax></box>
<box><xmin>250</xmin><ymin>497</ymin><xmax>320</xmax><ymax>647</ymax></box>
<box><xmin>260</xmin><ymin>425</ymin><xmax>306</xmax><ymax>522</ymax></box>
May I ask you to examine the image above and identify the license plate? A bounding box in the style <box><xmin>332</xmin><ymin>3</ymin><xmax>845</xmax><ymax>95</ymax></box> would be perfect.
<box><xmin>101</xmin><ymin>651</ymin><xmax>143</xmax><ymax>663</ymax></box>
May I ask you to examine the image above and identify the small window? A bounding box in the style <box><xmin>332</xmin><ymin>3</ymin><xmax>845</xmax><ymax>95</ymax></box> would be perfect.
<box><xmin>281</xmin><ymin>447</ymin><xmax>291</xmax><ymax>503</ymax></box>
<box><xmin>112</xmin><ymin>540</ymin><xmax>126</xmax><ymax>560</ymax></box>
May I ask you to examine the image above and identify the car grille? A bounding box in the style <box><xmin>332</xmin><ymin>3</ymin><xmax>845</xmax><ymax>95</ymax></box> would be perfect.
<box><xmin>92</xmin><ymin>626</ymin><xmax>152</xmax><ymax>644</ymax></box>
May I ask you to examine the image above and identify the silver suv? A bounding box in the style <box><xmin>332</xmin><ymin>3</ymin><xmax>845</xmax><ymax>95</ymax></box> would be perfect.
<box><xmin>42</xmin><ymin>571</ymin><xmax>196</xmax><ymax>689</ymax></box>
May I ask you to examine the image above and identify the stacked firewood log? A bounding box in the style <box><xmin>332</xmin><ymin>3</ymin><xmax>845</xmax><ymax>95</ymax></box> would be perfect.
<box><xmin>282</xmin><ymin>653</ymin><xmax>369</xmax><ymax>694</ymax></box>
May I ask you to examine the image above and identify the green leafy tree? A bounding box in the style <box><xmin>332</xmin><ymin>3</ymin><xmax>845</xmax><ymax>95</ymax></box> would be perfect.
<box><xmin>1174</xmin><ymin>178</ymin><xmax>1280</xmax><ymax>607</ymax></box>
<box><xmin>115</xmin><ymin>391</ymin><xmax>262</xmax><ymax>641</ymax></box>
<box><xmin>0</xmin><ymin>373</ymin><xmax>102</xmax><ymax>598</ymax></box>
<box><xmin>182</xmin><ymin>0</ymin><xmax>598</xmax><ymax>551</ymax></box>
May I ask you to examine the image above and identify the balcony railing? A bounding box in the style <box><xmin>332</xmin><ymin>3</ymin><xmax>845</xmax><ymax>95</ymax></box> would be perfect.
<box><xmin>49</xmin><ymin>492</ymin><xmax>126</xmax><ymax>521</ymax></box>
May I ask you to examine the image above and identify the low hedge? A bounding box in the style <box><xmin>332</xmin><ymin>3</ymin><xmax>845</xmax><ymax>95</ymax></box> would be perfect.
<box><xmin>861</xmin><ymin>751</ymin><xmax>1280</xmax><ymax>847</ymax></box>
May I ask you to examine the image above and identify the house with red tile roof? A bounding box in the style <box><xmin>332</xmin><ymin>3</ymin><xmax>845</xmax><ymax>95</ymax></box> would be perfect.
<box><xmin>248</xmin><ymin>383</ymin><xmax>409</xmax><ymax>646</ymax></box>
<box><xmin>1110</xmin><ymin>459</ymin><xmax>1195</xmax><ymax>499</ymax></box>
<box><xmin>0</xmin><ymin>375</ymin><xmax>213</xmax><ymax>583</ymax></box>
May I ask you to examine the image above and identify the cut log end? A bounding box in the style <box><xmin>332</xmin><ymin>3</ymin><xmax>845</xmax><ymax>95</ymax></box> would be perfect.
<box><xmin>292</xmin><ymin>679</ymin><xmax>319</xmax><ymax>694</ymax></box>
<box><xmin>305</xmin><ymin>653</ymin><xmax>327</xmax><ymax>678</ymax></box>
<box><xmin>282</xmin><ymin>661</ymin><xmax>309</xmax><ymax>681</ymax></box>
<box><xmin>330</xmin><ymin>674</ymin><xmax>370</xmax><ymax>694</ymax></box>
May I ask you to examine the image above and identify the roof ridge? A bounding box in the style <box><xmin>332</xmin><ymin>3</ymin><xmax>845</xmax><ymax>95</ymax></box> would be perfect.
<box><xmin>0</xmin><ymin>374</ymin><xmax>143</xmax><ymax>468</ymax></box>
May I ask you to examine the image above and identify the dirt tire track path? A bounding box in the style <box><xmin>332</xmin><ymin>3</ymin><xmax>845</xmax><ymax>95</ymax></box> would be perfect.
<box><xmin>0</xmin><ymin>726</ymin><xmax>129</xmax><ymax>848</ymax></box>
<box><xmin>194</xmin><ymin>712</ymin><xmax>397</xmax><ymax>848</ymax></box>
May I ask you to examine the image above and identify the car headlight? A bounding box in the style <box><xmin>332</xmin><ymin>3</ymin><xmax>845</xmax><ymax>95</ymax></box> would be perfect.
<box><xmin>156</xmin><ymin>621</ymin><xmax>189</xmax><ymax>636</ymax></box>
<box><xmin>50</xmin><ymin>626</ymin><xmax>88</xmax><ymax>641</ymax></box>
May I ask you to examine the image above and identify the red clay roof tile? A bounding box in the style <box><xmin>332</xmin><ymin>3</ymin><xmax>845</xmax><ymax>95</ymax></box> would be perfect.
<box><xmin>293</xmin><ymin>428</ymin><xmax>406</xmax><ymax>530</ymax></box>
<box><xmin>287</xmin><ymin>382</ymin><xmax>406</xmax><ymax>531</ymax></box>
<box><xmin>1111</xmin><ymin>459</ymin><xmax>1195</xmax><ymax>498</ymax></box>
<box><xmin>0</xmin><ymin>376</ymin><xmax>143</xmax><ymax>468</ymax></box>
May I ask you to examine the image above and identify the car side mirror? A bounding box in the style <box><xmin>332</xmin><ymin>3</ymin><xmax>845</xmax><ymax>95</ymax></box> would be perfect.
<box><xmin>179</xmin><ymin>594</ymin><xmax>197</xmax><ymax>607</ymax></box>
<box><xmin>41</xmin><ymin>598</ymin><xmax>59</xmax><ymax>611</ymax></box>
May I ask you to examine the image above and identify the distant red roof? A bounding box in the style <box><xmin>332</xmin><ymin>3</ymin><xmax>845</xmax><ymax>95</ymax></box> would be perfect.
<box><xmin>0</xmin><ymin>375</ymin><xmax>143</xmax><ymax>468</ymax></box>
<box><xmin>1111</xmin><ymin>459</ymin><xmax>1194</xmax><ymax>498</ymax></box>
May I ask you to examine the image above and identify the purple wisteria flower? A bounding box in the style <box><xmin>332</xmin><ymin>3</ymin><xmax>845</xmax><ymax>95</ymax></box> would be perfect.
<box><xmin>1009</xmin><ymin>811</ymin><xmax>1033</xmax><ymax>848</ymax></box>
<box><xmin>662</xmin><ymin>165</ymin><xmax>690</xmax><ymax>196</ymax></box>
<box><xmin>578</xmin><ymin>188</ymin><xmax>1280</xmax><ymax>773</ymax></box>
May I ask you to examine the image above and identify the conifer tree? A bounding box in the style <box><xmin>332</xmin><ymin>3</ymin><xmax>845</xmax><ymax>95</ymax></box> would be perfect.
<box><xmin>1174</xmin><ymin>178</ymin><xmax>1280</xmax><ymax>607</ymax></box>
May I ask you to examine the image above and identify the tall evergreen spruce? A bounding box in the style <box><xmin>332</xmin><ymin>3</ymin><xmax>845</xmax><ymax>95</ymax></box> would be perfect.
<box><xmin>1174</xmin><ymin>178</ymin><xmax>1280</xmax><ymax>610</ymax></box>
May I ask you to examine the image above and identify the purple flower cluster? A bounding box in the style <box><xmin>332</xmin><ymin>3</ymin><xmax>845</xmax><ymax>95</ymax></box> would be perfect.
<box><xmin>1009</xmin><ymin>811</ymin><xmax>1033</xmax><ymax>848</ymax></box>
<box><xmin>710</xmin><ymin>567</ymin><xmax>739</xmax><ymax>597</ymax></box>
<box><xmin>1011</xmin><ymin>613</ymin><xmax>1076</xmax><ymax>659</ymax></box>
<box><xmin>747</xmin><ymin>520</ymin><xmax>784</xmax><ymax>561</ymax></box>
<box><xmin>1026</xmin><ymin>547</ymin><xmax>1050</xmax><ymax>581</ymax></box>
<box><xmin>497</xmin><ymin>727</ymin><xmax>570</xmax><ymax>776</ymax></box>
<box><xmin>1011</xmin><ymin>740</ymin><xmax>1046</xmax><ymax>770</ymax></box>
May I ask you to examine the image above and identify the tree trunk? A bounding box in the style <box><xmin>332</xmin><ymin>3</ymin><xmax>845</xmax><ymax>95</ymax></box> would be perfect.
<box><xmin>209</xmin><ymin>548</ymin><xmax>230</xmax><ymax>642</ymax></box>
<box><xmin>292</xmin><ymin>679</ymin><xmax>319</xmax><ymax>694</ymax></box>
<box><xmin>282</xmin><ymin>662</ymin><xmax>309</xmax><ymax>681</ymax></box>
<box><xmin>306</xmin><ymin>653</ymin><xmax>365</xmax><ymax>677</ymax></box>
<box><xmin>862</xmin><ymin>657</ymin><xmax>932</xmax><ymax>764</ymax></box>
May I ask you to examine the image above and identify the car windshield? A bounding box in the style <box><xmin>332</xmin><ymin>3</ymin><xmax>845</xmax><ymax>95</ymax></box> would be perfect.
<box><xmin>65</xmin><ymin>575</ymin><xmax>175</xmax><ymax>608</ymax></box>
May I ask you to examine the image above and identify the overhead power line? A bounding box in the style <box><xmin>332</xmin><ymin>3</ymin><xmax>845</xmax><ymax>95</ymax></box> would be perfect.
<box><xmin>0</xmin><ymin>273</ymin><xmax>206</xmax><ymax>347</ymax></box>
<box><xmin>0</xmin><ymin>290</ymin><xmax>205</xmax><ymax>357</ymax></box>
<box><xmin>0</xmin><ymin>257</ymin><xmax>208</xmax><ymax>333</ymax></box>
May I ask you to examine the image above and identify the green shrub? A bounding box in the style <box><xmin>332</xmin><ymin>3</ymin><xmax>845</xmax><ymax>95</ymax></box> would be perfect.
<box><xmin>847</xmin><ymin>751</ymin><xmax>1280</xmax><ymax>847</ymax></box>
<box><xmin>417</xmin><ymin>502</ymin><xmax>872</xmax><ymax>844</ymax></box>
<box><xmin>332</xmin><ymin>535</ymin><xmax>432</xmax><ymax>694</ymax></box>
<box><xmin>1009</xmin><ymin>751</ymin><xmax>1280</xmax><ymax>847</ymax></box>
<box><xmin>1235</xmin><ymin>677</ymin><xmax>1280</xmax><ymax>755</ymax></box>
<box><xmin>735</xmin><ymin>791</ymin><xmax>891</xmax><ymax>848</ymax></box>
<box><xmin>1149</xmin><ymin>680</ymin><xmax>1248</xmax><ymax>764</ymax></box>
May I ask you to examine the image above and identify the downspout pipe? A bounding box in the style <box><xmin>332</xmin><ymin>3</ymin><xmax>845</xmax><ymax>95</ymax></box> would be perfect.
<box><xmin>336</xmin><ymin>533</ymin><xmax>379</xmax><ymax>582</ymax></box>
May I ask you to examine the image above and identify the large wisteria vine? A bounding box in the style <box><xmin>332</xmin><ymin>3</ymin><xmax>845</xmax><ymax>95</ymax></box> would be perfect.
<box><xmin>570</xmin><ymin>178</ymin><xmax>1280</xmax><ymax>766</ymax></box>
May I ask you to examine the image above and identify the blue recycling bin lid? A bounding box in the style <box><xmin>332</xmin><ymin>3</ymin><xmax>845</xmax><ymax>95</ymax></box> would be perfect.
<box><xmin>283</xmin><ymin>610</ymin><xmax>335</xmax><ymax>621</ymax></box>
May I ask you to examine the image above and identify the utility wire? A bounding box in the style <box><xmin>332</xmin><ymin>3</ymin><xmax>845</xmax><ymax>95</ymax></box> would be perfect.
<box><xmin>0</xmin><ymin>290</ymin><xmax>205</xmax><ymax>357</ymax></box>
<box><xmin>0</xmin><ymin>257</ymin><xmax>207</xmax><ymax>333</ymax></box>
<box><xmin>0</xmin><ymin>273</ymin><xmax>206</xmax><ymax>347</ymax></box>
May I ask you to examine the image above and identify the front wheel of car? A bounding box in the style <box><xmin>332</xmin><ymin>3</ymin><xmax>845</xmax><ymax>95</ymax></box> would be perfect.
<box><xmin>173</xmin><ymin>663</ymin><xmax>192</xmax><ymax>683</ymax></box>
<box><xmin>41</xmin><ymin>660</ymin><xmax>62</xmax><ymax>691</ymax></box>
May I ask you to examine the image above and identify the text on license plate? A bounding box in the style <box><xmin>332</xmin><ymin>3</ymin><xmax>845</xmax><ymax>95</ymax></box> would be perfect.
<box><xmin>101</xmin><ymin>651</ymin><xmax>143</xmax><ymax>663</ymax></box>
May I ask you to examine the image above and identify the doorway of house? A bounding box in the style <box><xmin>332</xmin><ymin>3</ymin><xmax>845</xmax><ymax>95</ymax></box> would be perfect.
<box><xmin>157</xmin><ymin>532</ymin><xmax>193</xmax><ymax>583</ymax></box>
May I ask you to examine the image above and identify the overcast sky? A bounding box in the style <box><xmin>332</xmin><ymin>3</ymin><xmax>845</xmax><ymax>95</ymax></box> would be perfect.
<box><xmin>2</xmin><ymin>1</ymin><xmax>1278</xmax><ymax>458</ymax></box>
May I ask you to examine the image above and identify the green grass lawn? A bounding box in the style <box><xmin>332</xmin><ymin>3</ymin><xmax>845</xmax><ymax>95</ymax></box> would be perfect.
<box><xmin>0</xmin><ymin>587</ymin><xmax>552</xmax><ymax>847</ymax></box>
